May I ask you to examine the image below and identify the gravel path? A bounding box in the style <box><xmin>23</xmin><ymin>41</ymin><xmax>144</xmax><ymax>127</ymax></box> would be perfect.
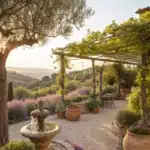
<box><xmin>9</xmin><ymin>100</ymin><xmax>127</xmax><ymax>150</ymax></box>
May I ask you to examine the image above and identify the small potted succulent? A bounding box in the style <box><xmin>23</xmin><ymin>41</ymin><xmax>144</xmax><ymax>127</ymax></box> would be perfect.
<box><xmin>56</xmin><ymin>102</ymin><xmax>66</xmax><ymax>118</ymax></box>
<box><xmin>65</xmin><ymin>103</ymin><xmax>81</xmax><ymax>121</ymax></box>
<box><xmin>86</xmin><ymin>99</ymin><xmax>101</xmax><ymax>114</ymax></box>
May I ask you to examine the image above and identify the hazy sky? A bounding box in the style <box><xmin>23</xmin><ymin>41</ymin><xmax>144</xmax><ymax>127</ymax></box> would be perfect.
<box><xmin>6</xmin><ymin>0</ymin><xmax>150</xmax><ymax>69</ymax></box>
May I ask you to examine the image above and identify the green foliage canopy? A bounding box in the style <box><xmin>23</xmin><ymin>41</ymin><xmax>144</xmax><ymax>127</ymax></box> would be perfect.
<box><xmin>0</xmin><ymin>0</ymin><xmax>94</xmax><ymax>55</ymax></box>
<box><xmin>55</xmin><ymin>10</ymin><xmax>150</xmax><ymax>58</ymax></box>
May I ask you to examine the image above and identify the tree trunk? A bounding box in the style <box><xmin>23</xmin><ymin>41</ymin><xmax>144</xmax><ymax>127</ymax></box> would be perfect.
<box><xmin>0</xmin><ymin>41</ymin><xmax>37</xmax><ymax>146</ymax></box>
<box><xmin>92</xmin><ymin>60</ymin><xmax>96</xmax><ymax>96</ymax></box>
<box><xmin>140</xmin><ymin>53</ymin><xmax>148</xmax><ymax>121</ymax></box>
<box><xmin>99</xmin><ymin>66</ymin><xmax>104</xmax><ymax>101</ymax></box>
<box><xmin>0</xmin><ymin>53</ymin><xmax>8</xmax><ymax>146</ymax></box>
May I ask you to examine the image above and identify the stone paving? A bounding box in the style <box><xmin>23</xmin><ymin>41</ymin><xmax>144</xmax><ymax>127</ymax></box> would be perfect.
<box><xmin>9</xmin><ymin>100</ymin><xmax>127</xmax><ymax>150</ymax></box>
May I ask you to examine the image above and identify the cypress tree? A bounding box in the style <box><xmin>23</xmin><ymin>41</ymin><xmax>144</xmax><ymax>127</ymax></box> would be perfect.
<box><xmin>8</xmin><ymin>82</ymin><xmax>13</xmax><ymax>101</ymax></box>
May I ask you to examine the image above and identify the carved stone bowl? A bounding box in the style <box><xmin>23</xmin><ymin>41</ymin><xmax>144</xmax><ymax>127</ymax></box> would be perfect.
<box><xmin>20</xmin><ymin>123</ymin><xmax>61</xmax><ymax>150</ymax></box>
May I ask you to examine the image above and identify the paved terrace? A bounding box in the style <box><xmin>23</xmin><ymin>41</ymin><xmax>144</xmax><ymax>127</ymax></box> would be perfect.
<box><xmin>9</xmin><ymin>100</ymin><xmax>127</xmax><ymax>150</ymax></box>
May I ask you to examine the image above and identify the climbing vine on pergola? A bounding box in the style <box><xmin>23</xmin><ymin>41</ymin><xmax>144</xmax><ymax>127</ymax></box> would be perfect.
<box><xmin>53</xmin><ymin>52</ymin><xmax>138</xmax><ymax>102</ymax></box>
<box><xmin>54</xmin><ymin>7</ymin><xmax>150</xmax><ymax>123</ymax></box>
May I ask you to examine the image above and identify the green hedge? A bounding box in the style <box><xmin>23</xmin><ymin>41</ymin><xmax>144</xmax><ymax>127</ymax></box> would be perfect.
<box><xmin>2</xmin><ymin>140</ymin><xmax>35</xmax><ymax>150</ymax></box>
<box><xmin>116</xmin><ymin>109</ymin><xmax>140</xmax><ymax>128</ymax></box>
<box><xmin>127</xmin><ymin>87</ymin><xmax>140</xmax><ymax>113</ymax></box>
<box><xmin>102</xmin><ymin>86</ymin><xmax>117</xmax><ymax>95</ymax></box>
<box><xmin>14</xmin><ymin>86</ymin><xmax>33</xmax><ymax>99</ymax></box>
<box><xmin>13</xmin><ymin>85</ymin><xmax>58</xmax><ymax>99</ymax></box>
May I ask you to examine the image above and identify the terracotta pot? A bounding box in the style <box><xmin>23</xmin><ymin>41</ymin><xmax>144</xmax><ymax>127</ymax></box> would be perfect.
<box><xmin>57</xmin><ymin>112</ymin><xmax>65</xmax><ymax>118</ymax></box>
<box><xmin>91</xmin><ymin>107</ymin><xmax>100</xmax><ymax>114</ymax></box>
<box><xmin>65</xmin><ymin>105</ymin><xmax>81</xmax><ymax>121</ymax></box>
<box><xmin>123</xmin><ymin>130</ymin><xmax>150</xmax><ymax>150</ymax></box>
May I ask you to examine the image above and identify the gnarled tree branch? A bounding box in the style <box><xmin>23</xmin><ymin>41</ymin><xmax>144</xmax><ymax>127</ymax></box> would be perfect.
<box><xmin>4</xmin><ymin>39</ymin><xmax>38</xmax><ymax>59</ymax></box>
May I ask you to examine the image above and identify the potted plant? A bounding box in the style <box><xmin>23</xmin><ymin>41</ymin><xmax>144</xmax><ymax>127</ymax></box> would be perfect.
<box><xmin>72</xmin><ymin>96</ymin><xmax>89</xmax><ymax>114</ymax></box>
<box><xmin>116</xmin><ymin>109</ymin><xmax>140</xmax><ymax>137</ymax></box>
<box><xmin>56</xmin><ymin>102</ymin><xmax>66</xmax><ymax>118</ymax></box>
<box><xmin>86</xmin><ymin>99</ymin><xmax>101</xmax><ymax>114</ymax></box>
<box><xmin>65</xmin><ymin>103</ymin><xmax>81</xmax><ymax>121</ymax></box>
<box><xmin>123</xmin><ymin>121</ymin><xmax>150</xmax><ymax>150</ymax></box>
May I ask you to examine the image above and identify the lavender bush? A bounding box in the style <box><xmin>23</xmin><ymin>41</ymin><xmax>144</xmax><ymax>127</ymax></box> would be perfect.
<box><xmin>77</xmin><ymin>87</ymin><xmax>92</xmax><ymax>95</ymax></box>
<box><xmin>8</xmin><ymin>100</ymin><xmax>27</xmax><ymax>123</ymax></box>
<box><xmin>24</xmin><ymin>99</ymin><xmax>38</xmax><ymax>116</ymax></box>
<box><xmin>66</xmin><ymin>87</ymin><xmax>92</xmax><ymax>100</ymax></box>
<box><xmin>7</xmin><ymin>87</ymin><xmax>91</xmax><ymax>124</ymax></box>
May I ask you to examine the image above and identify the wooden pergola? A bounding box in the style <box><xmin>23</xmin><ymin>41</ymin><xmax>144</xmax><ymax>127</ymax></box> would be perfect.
<box><xmin>54</xmin><ymin>51</ymin><xmax>140</xmax><ymax>102</ymax></box>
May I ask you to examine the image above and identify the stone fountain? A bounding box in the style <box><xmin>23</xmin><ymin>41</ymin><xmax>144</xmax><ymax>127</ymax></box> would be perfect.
<box><xmin>20</xmin><ymin>100</ymin><xmax>61</xmax><ymax>150</ymax></box>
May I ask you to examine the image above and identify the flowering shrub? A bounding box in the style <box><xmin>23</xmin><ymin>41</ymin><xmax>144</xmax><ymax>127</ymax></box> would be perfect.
<box><xmin>24</xmin><ymin>99</ymin><xmax>38</xmax><ymax>116</ymax></box>
<box><xmin>8</xmin><ymin>88</ymin><xmax>91</xmax><ymax>124</ymax></box>
<box><xmin>66</xmin><ymin>90</ymin><xmax>79</xmax><ymax>99</ymax></box>
<box><xmin>77</xmin><ymin>87</ymin><xmax>92</xmax><ymax>95</ymax></box>
<box><xmin>42</xmin><ymin>94</ymin><xmax>60</xmax><ymax>113</ymax></box>
<box><xmin>8</xmin><ymin>100</ymin><xmax>26</xmax><ymax>123</ymax></box>
<box><xmin>41</xmin><ymin>94</ymin><xmax>60</xmax><ymax>104</ymax></box>
<box><xmin>42</xmin><ymin>101</ymin><xmax>56</xmax><ymax>114</ymax></box>
<box><xmin>66</xmin><ymin>87</ymin><xmax>92</xmax><ymax>100</ymax></box>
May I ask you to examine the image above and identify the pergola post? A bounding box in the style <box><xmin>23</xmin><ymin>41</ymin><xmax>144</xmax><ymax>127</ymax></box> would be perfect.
<box><xmin>60</xmin><ymin>54</ymin><xmax>65</xmax><ymax>102</ymax></box>
<box><xmin>54</xmin><ymin>52</ymin><xmax>139</xmax><ymax>102</ymax></box>
<box><xmin>117</xmin><ymin>72</ymin><xmax>121</xmax><ymax>99</ymax></box>
<box><xmin>140</xmin><ymin>53</ymin><xmax>148</xmax><ymax>121</ymax></box>
<box><xmin>92</xmin><ymin>59</ymin><xmax>96</xmax><ymax>96</ymax></box>
<box><xmin>99</xmin><ymin>66</ymin><xmax>104</xmax><ymax>101</ymax></box>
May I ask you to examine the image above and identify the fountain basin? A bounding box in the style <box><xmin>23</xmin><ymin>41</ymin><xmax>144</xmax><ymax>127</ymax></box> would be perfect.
<box><xmin>20</xmin><ymin>123</ymin><xmax>61</xmax><ymax>150</ymax></box>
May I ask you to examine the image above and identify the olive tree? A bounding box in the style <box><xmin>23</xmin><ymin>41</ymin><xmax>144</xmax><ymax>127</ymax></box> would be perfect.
<box><xmin>0</xmin><ymin>0</ymin><xmax>94</xmax><ymax>145</ymax></box>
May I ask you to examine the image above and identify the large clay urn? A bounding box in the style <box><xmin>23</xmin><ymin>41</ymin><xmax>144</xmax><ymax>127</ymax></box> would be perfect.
<box><xmin>123</xmin><ymin>130</ymin><xmax>150</xmax><ymax>150</ymax></box>
<box><xmin>65</xmin><ymin>103</ymin><xmax>81</xmax><ymax>121</ymax></box>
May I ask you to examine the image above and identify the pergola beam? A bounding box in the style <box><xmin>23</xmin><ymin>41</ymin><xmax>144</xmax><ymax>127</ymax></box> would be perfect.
<box><xmin>54</xmin><ymin>52</ymin><xmax>139</xmax><ymax>65</ymax></box>
<box><xmin>54</xmin><ymin>51</ymin><xmax>139</xmax><ymax>102</ymax></box>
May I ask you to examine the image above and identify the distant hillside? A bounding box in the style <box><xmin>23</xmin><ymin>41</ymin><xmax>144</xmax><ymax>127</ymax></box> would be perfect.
<box><xmin>7</xmin><ymin>70</ymin><xmax>39</xmax><ymax>87</ymax></box>
<box><xmin>6</xmin><ymin>66</ymin><xmax>99</xmax><ymax>88</ymax></box>
<box><xmin>7</xmin><ymin>67</ymin><xmax>52</xmax><ymax>79</ymax></box>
